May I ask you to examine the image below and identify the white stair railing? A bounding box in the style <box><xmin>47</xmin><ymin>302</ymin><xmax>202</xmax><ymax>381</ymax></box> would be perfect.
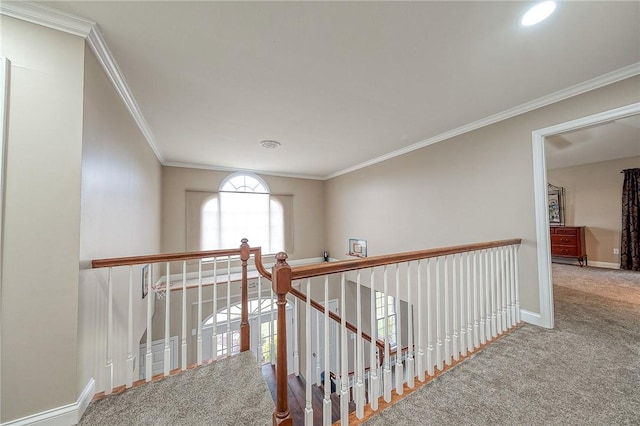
<box><xmin>90</xmin><ymin>239</ymin><xmax>270</xmax><ymax>396</ymax></box>
<box><xmin>276</xmin><ymin>238</ymin><xmax>522</xmax><ymax>425</ymax></box>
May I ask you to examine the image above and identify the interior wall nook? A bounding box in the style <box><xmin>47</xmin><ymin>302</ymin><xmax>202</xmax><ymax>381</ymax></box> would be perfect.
<box><xmin>531</xmin><ymin>102</ymin><xmax>640</xmax><ymax>329</ymax></box>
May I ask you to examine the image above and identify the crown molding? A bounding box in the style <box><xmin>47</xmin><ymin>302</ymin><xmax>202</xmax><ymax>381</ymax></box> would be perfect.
<box><xmin>0</xmin><ymin>1</ymin><xmax>165</xmax><ymax>164</ymax></box>
<box><xmin>163</xmin><ymin>161</ymin><xmax>325</xmax><ymax>181</ymax></box>
<box><xmin>324</xmin><ymin>62</ymin><xmax>640</xmax><ymax>180</ymax></box>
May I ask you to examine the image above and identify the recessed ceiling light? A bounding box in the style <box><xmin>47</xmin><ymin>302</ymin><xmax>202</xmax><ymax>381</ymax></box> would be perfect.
<box><xmin>260</xmin><ymin>140</ymin><xmax>281</xmax><ymax>149</ymax></box>
<box><xmin>521</xmin><ymin>1</ymin><xmax>556</xmax><ymax>27</ymax></box>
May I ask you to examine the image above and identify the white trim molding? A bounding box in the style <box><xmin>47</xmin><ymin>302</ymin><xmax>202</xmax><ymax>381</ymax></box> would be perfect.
<box><xmin>0</xmin><ymin>1</ymin><xmax>164</xmax><ymax>164</ymax></box>
<box><xmin>531</xmin><ymin>102</ymin><xmax>640</xmax><ymax>330</ymax></box>
<box><xmin>587</xmin><ymin>261</ymin><xmax>620</xmax><ymax>270</ymax></box>
<box><xmin>520</xmin><ymin>309</ymin><xmax>543</xmax><ymax>327</ymax></box>
<box><xmin>0</xmin><ymin>56</ymin><xmax>10</xmax><ymax>425</ymax></box>
<box><xmin>0</xmin><ymin>378</ymin><xmax>95</xmax><ymax>426</ymax></box>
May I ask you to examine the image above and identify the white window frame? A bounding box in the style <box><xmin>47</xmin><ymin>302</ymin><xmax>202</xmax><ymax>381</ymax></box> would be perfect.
<box><xmin>375</xmin><ymin>290</ymin><xmax>397</xmax><ymax>348</ymax></box>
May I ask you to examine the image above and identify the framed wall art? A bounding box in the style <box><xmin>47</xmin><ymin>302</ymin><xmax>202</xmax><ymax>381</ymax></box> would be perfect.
<box><xmin>348</xmin><ymin>239</ymin><xmax>367</xmax><ymax>258</ymax></box>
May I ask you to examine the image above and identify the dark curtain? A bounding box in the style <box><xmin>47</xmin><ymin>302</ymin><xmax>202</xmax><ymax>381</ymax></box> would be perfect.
<box><xmin>621</xmin><ymin>168</ymin><xmax>640</xmax><ymax>270</ymax></box>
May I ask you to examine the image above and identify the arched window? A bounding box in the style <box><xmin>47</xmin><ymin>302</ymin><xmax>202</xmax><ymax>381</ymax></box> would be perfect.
<box><xmin>201</xmin><ymin>172</ymin><xmax>285</xmax><ymax>254</ymax></box>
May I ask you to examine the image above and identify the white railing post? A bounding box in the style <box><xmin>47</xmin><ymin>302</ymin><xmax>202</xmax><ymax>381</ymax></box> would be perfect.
<box><xmin>164</xmin><ymin>262</ymin><xmax>171</xmax><ymax>376</ymax></box>
<box><xmin>356</xmin><ymin>271</ymin><xmax>365</xmax><ymax>417</ymax></box>
<box><xmin>435</xmin><ymin>257</ymin><xmax>443</xmax><ymax>372</ymax></box>
<box><xmin>466</xmin><ymin>253</ymin><xmax>473</xmax><ymax>353</ymax></box>
<box><xmin>479</xmin><ymin>250</ymin><xmax>486</xmax><ymax>345</ymax></box>
<box><xmin>315</xmin><ymin>309</ymin><xmax>321</xmax><ymax>384</ymax></box>
<box><xmin>212</xmin><ymin>258</ymin><xmax>218</xmax><ymax>362</ymax></box>
<box><xmin>126</xmin><ymin>266</ymin><xmax>134</xmax><ymax>389</ymax></box>
<box><xmin>452</xmin><ymin>255</ymin><xmax>459</xmax><ymax>362</ymax></box>
<box><xmin>226</xmin><ymin>257</ymin><xmax>232</xmax><ymax>358</ymax></box>
<box><xmin>443</xmin><ymin>256</ymin><xmax>450</xmax><ymax>367</ymax></box>
<box><xmin>501</xmin><ymin>246</ymin><xmax>507</xmax><ymax>333</ymax></box>
<box><xmin>459</xmin><ymin>254</ymin><xmax>467</xmax><ymax>358</ymax></box>
<box><xmin>340</xmin><ymin>273</ymin><xmax>350</xmax><ymax>422</ymax></box>
<box><xmin>490</xmin><ymin>249</ymin><xmax>497</xmax><ymax>338</ymax></box>
<box><xmin>417</xmin><ymin>260</ymin><xmax>425</xmax><ymax>382</ymax></box>
<box><xmin>105</xmin><ymin>267</ymin><xmax>114</xmax><ymax>395</ymax></box>
<box><xmin>293</xmin><ymin>283</ymin><xmax>300</xmax><ymax>376</ymax></box>
<box><xmin>145</xmin><ymin>264</ymin><xmax>153</xmax><ymax>382</ymax></box>
<box><xmin>323</xmin><ymin>276</ymin><xmax>331</xmax><ymax>426</ymax></box>
<box><xmin>383</xmin><ymin>266</ymin><xmax>392</xmax><ymax>402</ymax></box>
<box><xmin>270</xmin><ymin>286</ymin><xmax>276</xmax><ymax>365</ymax></box>
<box><xmin>395</xmin><ymin>265</ymin><xmax>404</xmax><ymax>395</ymax></box>
<box><xmin>509</xmin><ymin>246</ymin><xmax>517</xmax><ymax>326</ymax></box>
<box><xmin>514</xmin><ymin>244</ymin><xmax>521</xmax><ymax>323</ymax></box>
<box><xmin>406</xmin><ymin>262</ymin><xmax>415</xmax><ymax>389</ymax></box>
<box><xmin>426</xmin><ymin>259</ymin><xmax>434</xmax><ymax>377</ymax></box>
<box><xmin>368</xmin><ymin>269</ymin><xmax>380</xmax><ymax>411</ymax></box>
<box><xmin>484</xmin><ymin>250</ymin><xmax>491</xmax><ymax>341</ymax></box>
<box><xmin>257</xmin><ymin>276</ymin><xmax>263</xmax><ymax>363</ymax></box>
<box><xmin>181</xmin><ymin>261</ymin><xmax>187</xmax><ymax>371</ymax></box>
<box><xmin>473</xmin><ymin>251</ymin><xmax>479</xmax><ymax>349</ymax></box>
<box><xmin>305</xmin><ymin>279</ymin><xmax>313</xmax><ymax>426</ymax></box>
<box><xmin>197</xmin><ymin>259</ymin><xmax>203</xmax><ymax>365</ymax></box>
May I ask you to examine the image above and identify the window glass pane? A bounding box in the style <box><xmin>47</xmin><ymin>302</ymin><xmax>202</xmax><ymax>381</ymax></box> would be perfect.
<box><xmin>201</xmin><ymin>197</ymin><xmax>219</xmax><ymax>250</ymax></box>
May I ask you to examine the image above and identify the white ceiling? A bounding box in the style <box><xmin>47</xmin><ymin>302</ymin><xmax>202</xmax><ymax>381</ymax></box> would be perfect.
<box><xmin>546</xmin><ymin>115</ymin><xmax>640</xmax><ymax>170</ymax></box>
<box><xmin>33</xmin><ymin>1</ymin><xmax>640</xmax><ymax>179</ymax></box>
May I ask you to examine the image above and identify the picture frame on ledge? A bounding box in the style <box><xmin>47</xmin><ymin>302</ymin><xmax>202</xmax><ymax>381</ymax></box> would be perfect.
<box><xmin>348</xmin><ymin>239</ymin><xmax>367</xmax><ymax>258</ymax></box>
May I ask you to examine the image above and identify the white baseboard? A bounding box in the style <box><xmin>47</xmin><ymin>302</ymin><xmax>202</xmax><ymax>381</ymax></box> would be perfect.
<box><xmin>1</xmin><ymin>379</ymin><xmax>95</xmax><ymax>426</ymax></box>
<box><xmin>587</xmin><ymin>261</ymin><xmax>619</xmax><ymax>270</ymax></box>
<box><xmin>520</xmin><ymin>309</ymin><xmax>543</xmax><ymax>327</ymax></box>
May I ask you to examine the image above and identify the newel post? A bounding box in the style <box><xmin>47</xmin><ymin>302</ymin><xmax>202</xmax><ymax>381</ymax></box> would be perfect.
<box><xmin>272</xmin><ymin>252</ymin><xmax>293</xmax><ymax>426</ymax></box>
<box><xmin>240</xmin><ymin>238</ymin><xmax>251</xmax><ymax>353</ymax></box>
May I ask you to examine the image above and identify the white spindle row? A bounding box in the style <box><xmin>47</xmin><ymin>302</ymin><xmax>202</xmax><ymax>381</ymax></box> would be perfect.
<box><xmin>292</xmin><ymin>243</ymin><xmax>520</xmax><ymax>425</ymax></box>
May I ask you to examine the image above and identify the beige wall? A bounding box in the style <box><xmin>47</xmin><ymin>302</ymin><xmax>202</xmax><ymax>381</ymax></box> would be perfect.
<box><xmin>325</xmin><ymin>76</ymin><xmax>640</xmax><ymax>316</ymax></box>
<box><xmin>0</xmin><ymin>17</ymin><xmax>85</xmax><ymax>422</ymax></box>
<box><xmin>548</xmin><ymin>156</ymin><xmax>640</xmax><ymax>265</ymax></box>
<box><xmin>78</xmin><ymin>46</ymin><xmax>162</xmax><ymax>394</ymax></box>
<box><xmin>162</xmin><ymin>166</ymin><xmax>326</xmax><ymax>260</ymax></box>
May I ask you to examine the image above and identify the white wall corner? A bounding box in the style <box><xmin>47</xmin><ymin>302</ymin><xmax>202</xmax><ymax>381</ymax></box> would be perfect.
<box><xmin>0</xmin><ymin>378</ymin><xmax>95</xmax><ymax>426</ymax></box>
<box><xmin>520</xmin><ymin>309</ymin><xmax>543</xmax><ymax>327</ymax></box>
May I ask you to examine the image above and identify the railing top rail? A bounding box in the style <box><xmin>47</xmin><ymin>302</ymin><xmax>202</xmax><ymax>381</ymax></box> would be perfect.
<box><xmin>291</xmin><ymin>238</ymin><xmax>521</xmax><ymax>280</ymax></box>
<box><xmin>91</xmin><ymin>245</ymin><xmax>272</xmax><ymax>279</ymax></box>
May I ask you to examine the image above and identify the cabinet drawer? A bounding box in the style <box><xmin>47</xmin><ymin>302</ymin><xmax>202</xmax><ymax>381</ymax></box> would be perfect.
<box><xmin>555</xmin><ymin>227</ymin><xmax>579</xmax><ymax>236</ymax></box>
<box><xmin>551</xmin><ymin>245</ymin><xmax>579</xmax><ymax>256</ymax></box>
<box><xmin>551</xmin><ymin>235</ymin><xmax>577</xmax><ymax>246</ymax></box>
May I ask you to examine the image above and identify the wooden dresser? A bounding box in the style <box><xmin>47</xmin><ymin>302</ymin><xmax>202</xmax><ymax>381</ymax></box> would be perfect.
<box><xmin>550</xmin><ymin>226</ymin><xmax>587</xmax><ymax>266</ymax></box>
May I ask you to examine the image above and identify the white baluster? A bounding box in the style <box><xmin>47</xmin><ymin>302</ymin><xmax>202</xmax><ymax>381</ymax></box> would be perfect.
<box><xmin>226</xmin><ymin>257</ymin><xmax>232</xmax><ymax>358</ymax></box>
<box><xmin>485</xmin><ymin>250</ymin><xmax>491</xmax><ymax>341</ymax></box>
<box><xmin>356</xmin><ymin>271</ymin><xmax>365</xmax><ymax>417</ymax></box>
<box><xmin>164</xmin><ymin>262</ymin><xmax>171</xmax><ymax>376</ymax></box>
<box><xmin>514</xmin><ymin>244</ymin><xmax>521</xmax><ymax>323</ymax></box>
<box><xmin>426</xmin><ymin>259</ymin><xmax>434</xmax><ymax>377</ymax></box>
<box><xmin>394</xmin><ymin>265</ymin><xmax>404</xmax><ymax>395</ymax></box>
<box><xmin>305</xmin><ymin>279</ymin><xmax>313</xmax><ymax>426</ymax></box>
<box><xmin>270</xmin><ymin>286</ymin><xmax>276</xmax><ymax>365</ymax></box>
<box><xmin>197</xmin><ymin>259</ymin><xmax>203</xmax><ymax>365</ymax></box>
<box><xmin>126</xmin><ymin>266</ymin><xmax>133</xmax><ymax>388</ymax></box>
<box><xmin>105</xmin><ymin>267</ymin><xmax>113</xmax><ymax>394</ymax></box>
<box><xmin>294</xmin><ymin>283</ymin><xmax>300</xmax><ymax>376</ymax></box>
<box><xmin>501</xmin><ymin>247</ymin><xmax>507</xmax><ymax>333</ymax></box>
<box><xmin>257</xmin><ymin>276</ymin><xmax>262</xmax><ymax>363</ymax></box>
<box><xmin>505</xmin><ymin>247</ymin><xmax>512</xmax><ymax>328</ymax></box>
<box><xmin>406</xmin><ymin>262</ymin><xmax>415</xmax><ymax>389</ymax></box>
<box><xmin>490</xmin><ymin>249</ymin><xmax>497</xmax><ymax>338</ymax></box>
<box><xmin>459</xmin><ymin>254</ymin><xmax>467</xmax><ymax>357</ymax></box>
<box><xmin>181</xmin><ymin>261</ymin><xmax>187</xmax><ymax>370</ymax></box>
<box><xmin>323</xmin><ymin>276</ymin><xmax>331</xmax><ymax>425</ymax></box>
<box><xmin>436</xmin><ymin>257</ymin><xmax>443</xmax><ymax>372</ymax></box>
<box><xmin>466</xmin><ymin>252</ymin><xmax>473</xmax><ymax>353</ymax></box>
<box><xmin>417</xmin><ymin>260</ymin><xmax>425</xmax><ymax>382</ymax></box>
<box><xmin>212</xmin><ymin>258</ymin><xmax>218</xmax><ymax>362</ymax></box>
<box><xmin>383</xmin><ymin>266</ymin><xmax>392</xmax><ymax>402</ymax></box>
<box><xmin>145</xmin><ymin>264</ymin><xmax>153</xmax><ymax>381</ymax></box>
<box><xmin>444</xmin><ymin>256</ymin><xmax>450</xmax><ymax>366</ymax></box>
<box><xmin>510</xmin><ymin>246</ymin><xmax>517</xmax><ymax>326</ymax></box>
<box><xmin>452</xmin><ymin>255</ymin><xmax>459</xmax><ymax>362</ymax></box>
<box><xmin>369</xmin><ymin>269</ymin><xmax>380</xmax><ymax>411</ymax></box>
<box><xmin>479</xmin><ymin>250</ymin><xmax>486</xmax><ymax>345</ymax></box>
<box><xmin>473</xmin><ymin>251</ymin><xmax>479</xmax><ymax>349</ymax></box>
<box><xmin>341</xmin><ymin>273</ymin><xmax>350</xmax><ymax>422</ymax></box>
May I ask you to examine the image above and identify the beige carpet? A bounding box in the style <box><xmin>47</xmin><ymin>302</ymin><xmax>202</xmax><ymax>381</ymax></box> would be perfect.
<box><xmin>364</xmin><ymin>264</ymin><xmax>640</xmax><ymax>425</ymax></box>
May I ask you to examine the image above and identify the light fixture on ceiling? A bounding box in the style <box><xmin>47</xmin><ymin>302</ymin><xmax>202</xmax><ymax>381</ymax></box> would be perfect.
<box><xmin>260</xmin><ymin>140</ymin><xmax>281</xmax><ymax>149</ymax></box>
<box><xmin>520</xmin><ymin>1</ymin><xmax>557</xmax><ymax>27</ymax></box>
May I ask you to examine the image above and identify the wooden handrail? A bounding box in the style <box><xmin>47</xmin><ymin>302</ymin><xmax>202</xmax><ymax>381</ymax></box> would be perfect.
<box><xmin>290</xmin><ymin>238</ymin><xmax>521</xmax><ymax>280</ymax></box>
<box><xmin>289</xmin><ymin>287</ymin><xmax>385</xmax><ymax>352</ymax></box>
<box><xmin>91</xmin><ymin>244</ymin><xmax>272</xmax><ymax>280</ymax></box>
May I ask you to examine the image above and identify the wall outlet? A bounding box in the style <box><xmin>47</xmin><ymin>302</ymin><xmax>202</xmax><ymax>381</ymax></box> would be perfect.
<box><xmin>613</xmin><ymin>248</ymin><xmax>620</xmax><ymax>255</ymax></box>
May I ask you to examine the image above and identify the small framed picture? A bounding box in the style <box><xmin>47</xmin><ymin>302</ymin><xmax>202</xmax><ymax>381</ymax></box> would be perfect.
<box><xmin>142</xmin><ymin>264</ymin><xmax>150</xmax><ymax>299</ymax></box>
<box><xmin>349</xmin><ymin>239</ymin><xmax>367</xmax><ymax>258</ymax></box>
